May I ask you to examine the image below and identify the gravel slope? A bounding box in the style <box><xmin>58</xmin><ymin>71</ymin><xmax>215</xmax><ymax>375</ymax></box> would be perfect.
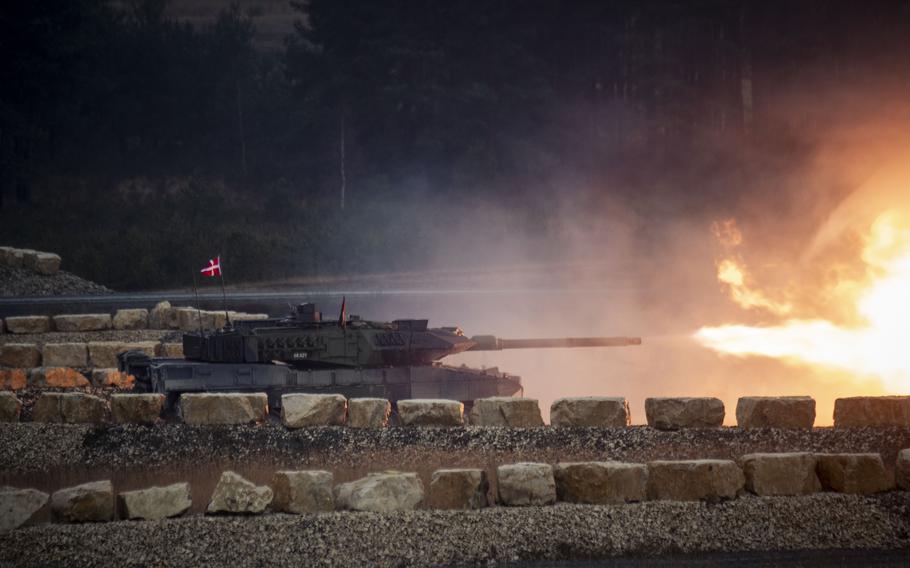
<box><xmin>0</xmin><ymin>266</ymin><xmax>111</xmax><ymax>297</ymax></box>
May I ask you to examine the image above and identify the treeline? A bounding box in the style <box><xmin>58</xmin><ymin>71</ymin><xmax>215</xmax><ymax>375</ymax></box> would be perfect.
<box><xmin>1</xmin><ymin>0</ymin><xmax>909</xmax><ymax>289</ymax></box>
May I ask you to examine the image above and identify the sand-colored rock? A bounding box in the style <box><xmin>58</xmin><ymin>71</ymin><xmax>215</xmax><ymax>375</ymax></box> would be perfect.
<box><xmin>4</xmin><ymin>316</ymin><xmax>50</xmax><ymax>334</ymax></box>
<box><xmin>550</xmin><ymin>397</ymin><xmax>629</xmax><ymax>428</ymax></box>
<box><xmin>53</xmin><ymin>314</ymin><xmax>112</xmax><ymax>332</ymax></box>
<box><xmin>20</xmin><ymin>249</ymin><xmax>39</xmax><ymax>270</ymax></box>
<box><xmin>180</xmin><ymin>393</ymin><xmax>268</xmax><ymax>425</ymax></box>
<box><xmin>0</xmin><ymin>369</ymin><xmax>27</xmax><ymax>390</ymax></box>
<box><xmin>28</xmin><ymin>367</ymin><xmax>90</xmax><ymax>389</ymax></box>
<box><xmin>88</xmin><ymin>341</ymin><xmax>156</xmax><ymax>368</ymax></box>
<box><xmin>0</xmin><ymin>343</ymin><xmax>41</xmax><ymax>368</ymax></box>
<box><xmin>177</xmin><ymin>308</ymin><xmax>227</xmax><ymax>331</ymax></box>
<box><xmin>833</xmin><ymin>397</ymin><xmax>910</xmax><ymax>428</ymax></box>
<box><xmin>119</xmin><ymin>483</ymin><xmax>192</xmax><ymax>520</ymax></box>
<box><xmin>42</xmin><ymin>343</ymin><xmax>87</xmax><ymax>368</ymax></box>
<box><xmin>51</xmin><ymin>480</ymin><xmax>114</xmax><ymax>523</ymax></box>
<box><xmin>207</xmin><ymin>471</ymin><xmax>273</xmax><ymax>514</ymax></box>
<box><xmin>111</xmin><ymin>394</ymin><xmax>164</xmax><ymax>424</ymax></box>
<box><xmin>426</xmin><ymin>469</ymin><xmax>489</xmax><ymax>509</ymax></box>
<box><xmin>271</xmin><ymin>471</ymin><xmax>334</xmax><ymax>514</ymax></box>
<box><xmin>497</xmin><ymin>463</ymin><xmax>556</xmax><ymax>506</ymax></box>
<box><xmin>281</xmin><ymin>393</ymin><xmax>347</xmax><ymax>428</ymax></box>
<box><xmin>816</xmin><ymin>454</ymin><xmax>894</xmax><ymax>494</ymax></box>
<box><xmin>897</xmin><ymin>449</ymin><xmax>910</xmax><ymax>491</ymax></box>
<box><xmin>155</xmin><ymin>343</ymin><xmax>184</xmax><ymax>358</ymax></box>
<box><xmin>335</xmin><ymin>472</ymin><xmax>424</xmax><ymax>512</ymax></box>
<box><xmin>736</xmin><ymin>397</ymin><xmax>816</xmax><ymax>429</ymax></box>
<box><xmin>397</xmin><ymin>399</ymin><xmax>464</xmax><ymax>427</ymax></box>
<box><xmin>32</xmin><ymin>392</ymin><xmax>107</xmax><ymax>423</ymax></box>
<box><xmin>740</xmin><ymin>453</ymin><xmax>821</xmax><ymax>496</ymax></box>
<box><xmin>469</xmin><ymin>397</ymin><xmax>544</xmax><ymax>427</ymax></box>
<box><xmin>113</xmin><ymin>309</ymin><xmax>149</xmax><ymax>330</ymax></box>
<box><xmin>554</xmin><ymin>462</ymin><xmax>648</xmax><ymax>504</ymax></box>
<box><xmin>347</xmin><ymin>398</ymin><xmax>391</xmax><ymax>428</ymax></box>
<box><xmin>149</xmin><ymin>301</ymin><xmax>178</xmax><ymax>329</ymax></box>
<box><xmin>645</xmin><ymin>397</ymin><xmax>725</xmax><ymax>430</ymax></box>
<box><xmin>646</xmin><ymin>460</ymin><xmax>744</xmax><ymax>501</ymax></box>
<box><xmin>34</xmin><ymin>252</ymin><xmax>61</xmax><ymax>275</ymax></box>
<box><xmin>0</xmin><ymin>487</ymin><xmax>49</xmax><ymax>533</ymax></box>
<box><xmin>0</xmin><ymin>393</ymin><xmax>21</xmax><ymax>422</ymax></box>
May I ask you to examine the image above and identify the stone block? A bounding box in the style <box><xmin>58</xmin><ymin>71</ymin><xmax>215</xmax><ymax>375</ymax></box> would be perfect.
<box><xmin>4</xmin><ymin>316</ymin><xmax>50</xmax><ymax>334</ymax></box>
<box><xmin>149</xmin><ymin>301</ymin><xmax>177</xmax><ymax>329</ymax></box>
<box><xmin>426</xmin><ymin>469</ymin><xmax>489</xmax><ymax>510</ymax></box>
<box><xmin>281</xmin><ymin>393</ymin><xmax>347</xmax><ymax>428</ymax></box>
<box><xmin>736</xmin><ymin>397</ymin><xmax>816</xmax><ymax>428</ymax></box>
<box><xmin>207</xmin><ymin>471</ymin><xmax>273</xmax><ymax>514</ymax></box>
<box><xmin>34</xmin><ymin>252</ymin><xmax>61</xmax><ymax>275</ymax></box>
<box><xmin>53</xmin><ymin>314</ymin><xmax>112</xmax><ymax>332</ymax></box>
<box><xmin>0</xmin><ymin>343</ymin><xmax>41</xmax><ymax>367</ymax></box>
<box><xmin>180</xmin><ymin>393</ymin><xmax>268</xmax><ymax>425</ymax></box>
<box><xmin>32</xmin><ymin>392</ymin><xmax>107</xmax><ymax>423</ymax></box>
<box><xmin>645</xmin><ymin>397</ymin><xmax>725</xmax><ymax>430</ymax></box>
<box><xmin>42</xmin><ymin>343</ymin><xmax>87</xmax><ymax>368</ymax></box>
<box><xmin>469</xmin><ymin>397</ymin><xmax>544</xmax><ymax>427</ymax></box>
<box><xmin>2</xmin><ymin>247</ymin><xmax>24</xmax><ymax>267</ymax></box>
<box><xmin>397</xmin><ymin>399</ymin><xmax>463</xmax><ymax>427</ymax></box>
<box><xmin>550</xmin><ymin>397</ymin><xmax>629</xmax><ymax>428</ymax></box>
<box><xmin>20</xmin><ymin>249</ymin><xmax>39</xmax><ymax>270</ymax></box>
<box><xmin>0</xmin><ymin>487</ymin><xmax>48</xmax><ymax>533</ymax></box>
<box><xmin>833</xmin><ymin>397</ymin><xmax>910</xmax><ymax>428</ymax></box>
<box><xmin>0</xmin><ymin>246</ymin><xmax>17</xmax><ymax>267</ymax></box>
<box><xmin>334</xmin><ymin>472</ymin><xmax>424</xmax><ymax>512</ymax></box>
<box><xmin>91</xmin><ymin>369</ymin><xmax>135</xmax><ymax>389</ymax></box>
<box><xmin>155</xmin><ymin>343</ymin><xmax>184</xmax><ymax>358</ymax></box>
<box><xmin>111</xmin><ymin>394</ymin><xmax>164</xmax><ymax>424</ymax></box>
<box><xmin>497</xmin><ymin>463</ymin><xmax>556</xmax><ymax>506</ymax></box>
<box><xmin>113</xmin><ymin>309</ymin><xmax>148</xmax><ymax>330</ymax></box>
<box><xmin>271</xmin><ymin>470</ymin><xmax>334</xmax><ymax>514</ymax></box>
<box><xmin>231</xmin><ymin>313</ymin><xmax>270</xmax><ymax>322</ymax></box>
<box><xmin>0</xmin><ymin>392</ymin><xmax>21</xmax><ymax>422</ymax></box>
<box><xmin>740</xmin><ymin>453</ymin><xmax>821</xmax><ymax>496</ymax></box>
<box><xmin>554</xmin><ymin>462</ymin><xmax>648</xmax><ymax>504</ymax></box>
<box><xmin>347</xmin><ymin>398</ymin><xmax>391</xmax><ymax>428</ymax></box>
<box><xmin>0</xmin><ymin>369</ymin><xmax>27</xmax><ymax>390</ymax></box>
<box><xmin>646</xmin><ymin>460</ymin><xmax>744</xmax><ymax>501</ymax></box>
<box><xmin>88</xmin><ymin>341</ymin><xmax>156</xmax><ymax>368</ymax></box>
<box><xmin>816</xmin><ymin>454</ymin><xmax>893</xmax><ymax>494</ymax></box>
<box><xmin>51</xmin><ymin>480</ymin><xmax>114</xmax><ymax>523</ymax></box>
<box><xmin>119</xmin><ymin>483</ymin><xmax>191</xmax><ymax>520</ymax></box>
<box><xmin>897</xmin><ymin>449</ymin><xmax>910</xmax><ymax>491</ymax></box>
<box><xmin>28</xmin><ymin>367</ymin><xmax>90</xmax><ymax>388</ymax></box>
<box><xmin>177</xmin><ymin>309</ymin><xmax>226</xmax><ymax>331</ymax></box>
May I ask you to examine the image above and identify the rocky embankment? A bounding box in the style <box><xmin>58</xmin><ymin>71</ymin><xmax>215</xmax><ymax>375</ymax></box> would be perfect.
<box><xmin>0</xmin><ymin>247</ymin><xmax>111</xmax><ymax>297</ymax></box>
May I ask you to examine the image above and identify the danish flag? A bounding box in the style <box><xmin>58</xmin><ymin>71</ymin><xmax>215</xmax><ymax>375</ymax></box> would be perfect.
<box><xmin>201</xmin><ymin>256</ymin><xmax>222</xmax><ymax>277</ymax></box>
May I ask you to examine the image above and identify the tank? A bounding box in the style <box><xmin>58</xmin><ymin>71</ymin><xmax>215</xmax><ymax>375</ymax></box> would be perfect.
<box><xmin>119</xmin><ymin>302</ymin><xmax>641</xmax><ymax>409</ymax></box>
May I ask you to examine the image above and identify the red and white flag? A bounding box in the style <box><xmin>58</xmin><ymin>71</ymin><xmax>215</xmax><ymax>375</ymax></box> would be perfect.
<box><xmin>201</xmin><ymin>256</ymin><xmax>221</xmax><ymax>277</ymax></box>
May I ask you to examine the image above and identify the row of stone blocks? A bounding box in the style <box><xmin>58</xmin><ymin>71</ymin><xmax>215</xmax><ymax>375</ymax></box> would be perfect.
<box><xmin>5</xmin><ymin>451</ymin><xmax>910</xmax><ymax>534</ymax></box>
<box><xmin>0</xmin><ymin>341</ymin><xmax>183</xmax><ymax>369</ymax></box>
<box><xmin>0</xmin><ymin>246</ymin><xmax>61</xmax><ymax>274</ymax></box>
<box><xmin>0</xmin><ymin>302</ymin><xmax>269</xmax><ymax>334</ymax></box>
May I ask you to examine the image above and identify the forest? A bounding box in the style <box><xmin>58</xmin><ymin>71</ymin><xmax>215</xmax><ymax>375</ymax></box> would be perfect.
<box><xmin>1</xmin><ymin>0</ymin><xmax>909</xmax><ymax>289</ymax></box>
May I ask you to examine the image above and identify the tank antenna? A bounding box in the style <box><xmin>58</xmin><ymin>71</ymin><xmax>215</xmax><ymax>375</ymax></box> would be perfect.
<box><xmin>191</xmin><ymin>270</ymin><xmax>203</xmax><ymax>334</ymax></box>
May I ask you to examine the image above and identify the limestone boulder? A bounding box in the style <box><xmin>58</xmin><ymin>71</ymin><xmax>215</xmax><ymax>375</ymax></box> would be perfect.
<box><xmin>149</xmin><ymin>301</ymin><xmax>177</xmax><ymax>329</ymax></box>
<box><xmin>0</xmin><ymin>487</ymin><xmax>49</xmax><ymax>533</ymax></box>
<box><xmin>0</xmin><ymin>343</ymin><xmax>41</xmax><ymax>368</ymax></box>
<box><xmin>180</xmin><ymin>393</ymin><xmax>268</xmax><ymax>425</ymax></box>
<box><xmin>397</xmin><ymin>399</ymin><xmax>463</xmax><ymax>427</ymax></box>
<box><xmin>207</xmin><ymin>471</ymin><xmax>272</xmax><ymax>514</ymax></box>
<box><xmin>645</xmin><ymin>397</ymin><xmax>725</xmax><ymax>430</ymax></box>
<box><xmin>42</xmin><ymin>343</ymin><xmax>87</xmax><ymax>368</ymax></box>
<box><xmin>155</xmin><ymin>343</ymin><xmax>184</xmax><ymax>358</ymax></box>
<box><xmin>469</xmin><ymin>397</ymin><xmax>544</xmax><ymax>427</ymax></box>
<box><xmin>111</xmin><ymin>394</ymin><xmax>164</xmax><ymax>424</ymax></box>
<box><xmin>348</xmin><ymin>398</ymin><xmax>391</xmax><ymax>428</ymax></box>
<box><xmin>51</xmin><ymin>480</ymin><xmax>114</xmax><ymax>522</ymax></box>
<box><xmin>89</xmin><ymin>341</ymin><xmax>156</xmax><ymax>368</ymax></box>
<box><xmin>334</xmin><ymin>472</ymin><xmax>424</xmax><ymax>512</ymax></box>
<box><xmin>740</xmin><ymin>453</ymin><xmax>821</xmax><ymax>496</ymax></box>
<box><xmin>736</xmin><ymin>397</ymin><xmax>816</xmax><ymax>428</ymax></box>
<box><xmin>816</xmin><ymin>454</ymin><xmax>893</xmax><ymax>494</ymax></box>
<box><xmin>0</xmin><ymin>393</ymin><xmax>21</xmax><ymax>422</ymax></box>
<box><xmin>91</xmin><ymin>369</ymin><xmax>135</xmax><ymax>389</ymax></box>
<box><xmin>33</xmin><ymin>392</ymin><xmax>107</xmax><ymax>423</ymax></box>
<box><xmin>177</xmin><ymin>309</ymin><xmax>227</xmax><ymax>331</ymax></box>
<box><xmin>34</xmin><ymin>253</ymin><xmax>61</xmax><ymax>275</ymax></box>
<box><xmin>0</xmin><ymin>369</ymin><xmax>27</xmax><ymax>390</ymax></box>
<box><xmin>897</xmin><ymin>449</ymin><xmax>910</xmax><ymax>491</ymax></box>
<box><xmin>113</xmin><ymin>309</ymin><xmax>149</xmax><ymax>330</ymax></box>
<box><xmin>550</xmin><ymin>397</ymin><xmax>629</xmax><ymax>428</ymax></box>
<box><xmin>28</xmin><ymin>367</ymin><xmax>90</xmax><ymax>388</ymax></box>
<box><xmin>4</xmin><ymin>248</ymin><xmax>25</xmax><ymax>267</ymax></box>
<box><xmin>646</xmin><ymin>460</ymin><xmax>744</xmax><ymax>501</ymax></box>
<box><xmin>426</xmin><ymin>469</ymin><xmax>489</xmax><ymax>509</ymax></box>
<box><xmin>497</xmin><ymin>463</ymin><xmax>556</xmax><ymax>506</ymax></box>
<box><xmin>554</xmin><ymin>462</ymin><xmax>648</xmax><ymax>504</ymax></box>
<box><xmin>271</xmin><ymin>470</ymin><xmax>334</xmax><ymax>514</ymax></box>
<box><xmin>0</xmin><ymin>246</ymin><xmax>17</xmax><ymax>267</ymax></box>
<box><xmin>281</xmin><ymin>393</ymin><xmax>347</xmax><ymax>428</ymax></box>
<box><xmin>20</xmin><ymin>249</ymin><xmax>39</xmax><ymax>270</ymax></box>
<box><xmin>4</xmin><ymin>316</ymin><xmax>50</xmax><ymax>334</ymax></box>
<box><xmin>833</xmin><ymin>397</ymin><xmax>910</xmax><ymax>428</ymax></box>
<box><xmin>118</xmin><ymin>483</ymin><xmax>191</xmax><ymax>520</ymax></box>
<box><xmin>231</xmin><ymin>313</ymin><xmax>270</xmax><ymax>322</ymax></box>
<box><xmin>53</xmin><ymin>314</ymin><xmax>112</xmax><ymax>332</ymax></box>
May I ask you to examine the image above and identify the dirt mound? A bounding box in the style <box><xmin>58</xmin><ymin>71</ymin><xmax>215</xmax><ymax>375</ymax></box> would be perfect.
<box><xmin>0</xmin><ymin>265</ymin><xmax>112</xmax><ymax>297</ymax></box>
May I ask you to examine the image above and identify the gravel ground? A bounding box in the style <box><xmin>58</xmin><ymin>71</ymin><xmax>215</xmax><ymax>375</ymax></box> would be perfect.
<box><xmin>0</xmin><ymin>329</ymin><xmax>167</xmax><ymax>347</ymax></box>
<box><xmin>1</xmin><ymin>494</ymin><xmax>909</xmax><ymax>567</ymax></box>
<box><xmin>0</xmin><ymin>266</ymin><xmax>112</xmax><ymax>297</ymax></box>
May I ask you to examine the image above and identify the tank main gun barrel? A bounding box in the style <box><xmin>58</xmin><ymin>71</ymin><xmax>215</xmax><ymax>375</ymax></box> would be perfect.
<box><xmin>467</xmin><ymin>335</ymin><xmax>642</xmax><ymax>351</ymax></box>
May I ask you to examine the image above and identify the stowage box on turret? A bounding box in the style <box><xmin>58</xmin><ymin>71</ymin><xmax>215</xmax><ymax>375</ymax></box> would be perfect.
<box><xmin>119</xmin><ymin>303</ymin><xmax>640</xmax><ymax>410</ymax></box>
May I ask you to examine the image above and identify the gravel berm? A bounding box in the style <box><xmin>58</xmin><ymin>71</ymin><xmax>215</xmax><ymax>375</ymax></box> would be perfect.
<box><xmin>1</xmin><ymin>494</ymin><xmax>909</xmax><ymax>567</ymax></box>
<box><xmin>0</xmin><ymin>265</ymin><xmax>112</xmax><ymax>297</ymax></box>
